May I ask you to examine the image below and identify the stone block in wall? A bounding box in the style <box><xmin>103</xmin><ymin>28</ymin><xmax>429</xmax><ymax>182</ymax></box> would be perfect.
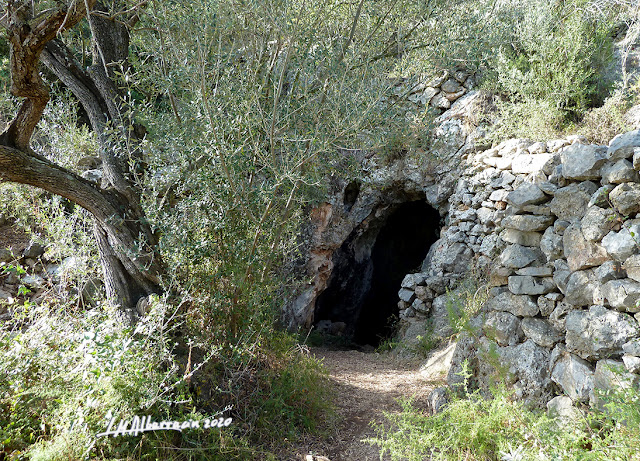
<box><xmin>601</xmin><ymin>223</ymin><xmax>640</xmax><ymax>262</ymax></box>
<box><xmin>484</xmin><ymin>311</ymin><xmax>524</xmax><ymax>346</ymax></box>
<box><xmin>563</xmin><ymin>224</ymin><xmax>609</xmax><ymax>272</ymax></box>
<box><xmin>476</xmin><ymin>338</ymin><xmax>552</xmax><ymax>404</ymax></box>
<box><xmin>528</xmin><ymin>142</ymin><xmax>547</xmax><ymax>154</ymax></box>
<box><xmin>634</xmin><ymin>149</ymin><xmax>640</xmax><ymax>170</ymax></box>
<box><xmin>596</xmin><ymin>260</ymin><xmax>626</xmax><ymax>284</ymax></box>
<box><xmin>581</xmin><ymin>206</ymin><xmax>617</xmax><ymax>242</ymax></box>
<box><xmin>538</xmin><ymin>294</ymin><xmax>560</xmax><ymax>317</ymax></box>
<box><xmin>588</xmin><ymin>185</ymin><xmax>615</xmax><ymax>208</ymax></box>
<box><xmin>430</xmin><ymin>92</ymin><xmax>451</xmax><ymax>109</ymax></box>
<box><xmin>503</xmin><ymin>214</ymin><xmax>555</xmax><ymax>232</ymax></box>
<box><xmin>623</xmin><ymin>338</ymin><xmax>640</xmax><ymax>356</ymax></box>
<box><xmin>540</xmin><ymin>228</ymin><xmax>564</xmax><ymax>262</ymax></box>
<box><xmin>623</xmin><ymin>355</ymin><xmax>640</xmax><ymax>373</ymax></box>
<box><xmin>549</xmin><ymin>301</ymin><xmax>574</xmax><ymax>330</ymax></box>
<box><xmin>624</xmin><ymin>255</ymin><xmax>640</xmax><ymax>282</ymax></box>
<box><xmin>549</xmin><ymin>181</ymin><xmax>599</xmax><ymax>222</ymax></box>
<box><xmin>508</xmin><ymin>275</ymin><xmax>555</xmax><ymax>295</ymax></box>
<box><xmin>561</xmin><ymin>143</ymin><xmax>608</xmax><ymax>180</ymax></box>
<box><xmin>511</xmin><ymin>153</ymin><xmax>556</xmax><ymax>174</ymax></box>
<box><xmin>486</xmin><ymin>291</ymin><xmax>539</xmax><ymax>316</ymax></box>
<box><xmin>590</xmin><ymin>359</ymin><xmax>640</xmax><ymax>411</ymax></box>
<box><xmin>501</xmin><ymin>228</ymin><xmax>543</xmax><ymax>247</ymax></box>
<box><xmin>550</xmin><ymin>346</ymin><xmax>594</xmax><ymax>402</ymax></box>
<box><xmin>499</xmin><ymin>244</ymin><xmax>544</xmax><ymax>269</ymax></box>
<box><xmin>553</xmin><ymin>259</ymin><xmax>571</xmax><ymax>295</ymax></box>
<box><xmin>515</xmin><ymin>266</ymin><xmax>553</xmax><ymax>277</ymax></box>
<box><xmin>398</xmin><ymin>288</ymin><xmax>415</xmax><ymax>303</ymax></box>
<box><xmin>521</xmin><ymin>318</ymin><xmax>564</xmax><ymax>348</ymax></box>
<box><xmin>565</xmin><ymin>305</ymin><xmax>639</xmax><ymax>360</ymax></box>
<box><xmin>601</xmin><ymin>159</ymin><xmax>638</xmax><ymax>184</ymax></box>
<box><xmin>564</xmin><ymin>270</ymin><xmax>599</xmax><ymax>306</ymax></box>
<box><xmin>609</xmin><ymin>183</ymin><xmax>640</xmax><ymax>216</ymax></box>
<box><xmin>602</xmin><ymin>279</ymin><xmax>640</xmax><ymax>312</ymax></box>
<box><xmin>506</xmin><ymin>183</ymin><xmax>548</xmax><ymax>207</ymax></box>
<box><xmin>608</xmin><ymin>129</ymin><xmax>640</xmax><ymax>160</ymax></box>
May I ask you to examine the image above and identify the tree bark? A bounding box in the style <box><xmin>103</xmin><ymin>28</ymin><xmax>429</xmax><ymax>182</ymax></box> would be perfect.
<box><xmin>0</xmin><ymin>0</ymin><xmax>163</xmax><ymax>311</ymax></box>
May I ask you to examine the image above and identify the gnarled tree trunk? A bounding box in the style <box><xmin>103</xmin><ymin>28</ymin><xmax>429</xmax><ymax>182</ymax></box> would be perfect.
<box><xmin>0</xmin><ymin>0</ymin><xmax>163</xmax><ymax>311</ymax></box>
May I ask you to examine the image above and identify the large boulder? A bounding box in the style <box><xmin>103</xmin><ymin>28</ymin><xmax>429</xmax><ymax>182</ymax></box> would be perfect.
<box><xmin>601</xmin><ymin>159</ymin><xmax>638</xmax><ymax>184</ymax></box>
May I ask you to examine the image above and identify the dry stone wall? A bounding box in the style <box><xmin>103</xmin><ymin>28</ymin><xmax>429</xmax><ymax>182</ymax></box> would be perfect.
<box><xmin>400</xmin><ymin>129</ymin><xmax>640</xmax><ymax>407</ymax></box>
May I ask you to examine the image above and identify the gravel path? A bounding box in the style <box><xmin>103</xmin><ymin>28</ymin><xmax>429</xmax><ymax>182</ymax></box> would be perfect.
<box><xmin>285</xmin><ymin>347</ymin><xmax>444</xmax><ymax>461</ymax></box>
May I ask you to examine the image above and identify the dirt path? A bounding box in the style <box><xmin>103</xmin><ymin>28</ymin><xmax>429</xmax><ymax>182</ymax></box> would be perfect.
<box><xmin>287</xmin><ymin>347</ymin><xmax>448</xmax><ymax>461</ymax></box>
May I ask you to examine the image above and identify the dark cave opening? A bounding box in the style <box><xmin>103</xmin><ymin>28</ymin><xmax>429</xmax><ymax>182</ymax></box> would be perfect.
<box><xmin>313</xmin><ymin>200</ymin><xmax>441</xmax><ymax>347</ymax></box>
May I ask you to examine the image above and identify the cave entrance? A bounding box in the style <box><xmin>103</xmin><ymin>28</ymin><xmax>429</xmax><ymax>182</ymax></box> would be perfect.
<box><xmin>314</xmin><ymin>200</ymin><xmax>441</xmax><ymax>347</ymax></box>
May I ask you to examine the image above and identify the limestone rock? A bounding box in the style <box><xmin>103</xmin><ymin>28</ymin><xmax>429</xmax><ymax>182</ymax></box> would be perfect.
<box><xmin>609</xmin><ymin>183</ymin><xmax>640</xmax><ymax>216</ymax></box>
<box><xmin>490</xmin><ymin>339</ymin><xmax>553</xmax><ymax>404</ymax></box>
<box><xmin>581</xmin><ymin>206</ymin><xmax>617</xmax><ymax>242</ymax></box>
<box><xmin>588</xmin><ymin>185</ymin><xmax>615</xmax><ymax>208</ymax></box>
<box><xmin>430</xmin><ymin>92</ymin><xmax>451</xmax><ymax>109</ymax></box>
<box><xmin>624</xmin><ymin>254</ymin><xmax>640</xmax><ymax>282</ymax></box>
<box><xmin>622</xmin><ymin>355</ymin><xmax>640</xmax><ymax>373</ymax></box>
<box><xmin>553</xmin><ymin>259</ymin><xmax>572</xmax><ymax>295</ymax></box>
<box><xmin>565</xmin><ymin>305</ymin><xmax>639</xmax><ymax>360</ymax></box>
<box><xmin>564</xmin><ymin>270</ymin><xmax>599</xmax><ymax>306</ymax></box>
<box><xmin>601</xmin><ymin>228</ymin><xmax>639</xmax><ymax>262</ymax></box>
<box><xmin>484</xmin><ymin>311</ymin><xmax>524</xmax><ymax>346</ymax></box>
<box><xmin>602</xmin><ymin>279</ymin><xmax>640</xmax><ymax>312</ymax></box>
<box><xmin>506</xmin><ymin>183</ymin><xmax>547</xmax><ymax>207</ymax></box>
<box><xmin>485</xmin><ymin>291</ymin><xmax>539</xmax><ymax>317</ymax></box>
<box><xmin>597</xmin><ymin>260</ymin><xmax>626</xmax><ymax>283</ymax></box>
<box><xmin>549</xmin><ymin>182</ymin><xmax>599</xmax><ymax>222</ymax></box>
<box><xmin>563</xmin><ymin>224</ymin><xmax>609</xmax><ymax>272</ymax></box>
<box><xmin>608</xmin><ymin>129</ymin><xmax>640</xmax><ymax>160</ymax></box>
<box><xmin>549</xmin><ymin>301</ymin><xmax>574</xmax><ymax>330</ymax></box>
<box><xmin>398</xmin><ymin>288</ymin><xmax>416</xmax><ymax>303</ymax></box>
<box><xmin>511</xmin><ymin>153</ymin><xmax>555</xmax><ymax>174</ymax></box>
<box><xmin>499</xmin><ymin>244</ymin><xmax>543</xmax><ymax>269</ymax></box>
<box><xmin>521</xmin><ymin>318</ymin><xmax>564</xmax><ymax>347</ymax></box>
<box><xmin>502</xmin><ymin>214</ymin><xmax>555</xmax><ymax>232</ymax></box>
<box><xmin>623</xmin><ymin>338</ymin><xmax>640</xmax><ymax>356</ymax></box>
<box><xmin>540</xmin><ymin>228</ymin><xmax>563</xmax><ymax>262</ymax></box>
<box><xmin>550</xmin><ymin>348</ymin><xmax>594</xmax><ymax>402</ymax></box>
<box><xmin>508</xmin><ymin>276</ymin><xmax>555</xmax><ymax>295</ymax></box>
<box><xmin>515</xmin><ymin>266</ymin><xmax>553</xmax><ymax>277</ymax></box>
<box><xmin>601</xmin><ymin>159</ymin><xmax>638</xmax><ymax>184</ymax></box>
<box><xmin>561</xmin><ymin>143</ymin><xmax>608</xmax><ymax>180</ymax></box>
<box><xmin>547</xmin><ymin>396</ymin><xmax>582</xmax><ymax>425</ymax></box>
<box><xmin>501</xmin><ymin>228</ymin><xmax>543</xmax><ymax>247</ymax></box>
<box><xmin>590</xmin><ymin>359</ymin><xmax>640</xmax><ymax>410</ymax></box>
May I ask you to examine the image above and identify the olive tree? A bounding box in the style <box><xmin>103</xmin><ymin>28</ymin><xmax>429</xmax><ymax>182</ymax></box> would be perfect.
<box><xmin>0</xmin><ymin>0</ymin><xmax>163</xmax><ymax>311</ymax></box>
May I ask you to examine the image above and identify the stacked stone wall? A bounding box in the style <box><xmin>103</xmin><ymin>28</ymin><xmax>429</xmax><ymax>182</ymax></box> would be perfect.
<box><xmin>400</xmin><ymin>129</ymin><xmax>640</xmax><ymax>407</ymax></box>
